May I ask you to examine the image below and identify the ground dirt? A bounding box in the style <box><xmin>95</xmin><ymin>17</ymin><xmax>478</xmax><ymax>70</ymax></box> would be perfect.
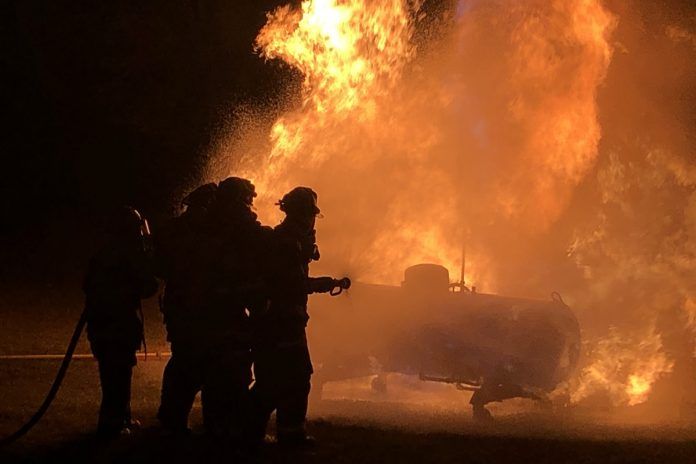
<box><xmin>1</xmin><ymin>358</ymin><xmax>695</xmax><ymax>463</ymax></box>
<box><xmin>1</xmin><ymin>297</ymin><xmax>695</xmax><ymax>463</ymax></box>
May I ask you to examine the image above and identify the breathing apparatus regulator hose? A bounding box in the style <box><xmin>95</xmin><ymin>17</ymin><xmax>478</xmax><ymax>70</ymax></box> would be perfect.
<box><xmin>0</xmin><ymin>309</ymin><xmax>87</xmax><ymax>447</ymax></box>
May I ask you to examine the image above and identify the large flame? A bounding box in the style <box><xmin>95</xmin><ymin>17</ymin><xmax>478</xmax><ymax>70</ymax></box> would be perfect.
<box><xmin>209</xmin><ymin>0</ymin><xmax>695</xmax><ymax>409</ymax></box>
<box><xmin>232</xmin><ymin>0</ymin><xmax>617</xmax><ymax>287</ymax></box>
<box><xmin>252</xmin><ymin>0</ymin><xmax>416</xmax><ymax>192</ymax></box>
<box><xmin>245</xmin><ymin>0</ymin><xmax>465</xmax><ymax>281</ymax></box>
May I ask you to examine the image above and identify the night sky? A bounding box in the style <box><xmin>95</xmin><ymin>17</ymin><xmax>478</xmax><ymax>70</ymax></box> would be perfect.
<box><xmin>1</xmin><ymin>1</ymin><xmax>300</xmax><ymax>280</ymax></box>
<box><xmin>2</xmin><ymin>1</ymin><xmax>296</xmax><ymax>231</ymax></box>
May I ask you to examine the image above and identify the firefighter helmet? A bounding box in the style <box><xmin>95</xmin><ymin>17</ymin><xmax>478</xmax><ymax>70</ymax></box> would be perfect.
<box><xmin>182</xmin><ymin>183</ymin><xmax>217</xmax><ymax>209</ymax></box>
<box><xmin>217</xmin><ymin>177</ymin><xmax>257</xmax><ymax>207</ymax></box>
<box><xmin>278</xmin><ymin>187</ymin><xmax>321</xmax><ymax>217</ymax></box>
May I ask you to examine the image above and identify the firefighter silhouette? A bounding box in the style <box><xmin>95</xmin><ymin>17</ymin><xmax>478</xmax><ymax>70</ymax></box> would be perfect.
<box><xmin>250</xmin><ymin>187</ymin><xmax>349</xmax><ymax>446</ymax></box>
<box><xmin>155</xmin><ymin>183</ymin><xmax>217</xmax><ymax>435</ymax></box>
<box><xmin>83</xmin><ymin>206</ymin><xmax>158</xmax><ymax>437</ymax></box>
<box><xmin>156</xmin><ymin>178</ymin><xmax>269</xmax><ymax>439</ymax></box>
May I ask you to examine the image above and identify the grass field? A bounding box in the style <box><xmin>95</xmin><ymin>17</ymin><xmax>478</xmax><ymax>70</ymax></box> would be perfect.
<box><xmin>1</xmin><ymin>294</ymin><xmax>695</xmax><ymax>463</ymax></box>
<box><xmin>1</xmin><ymin>357</ymin><xmax>695</xmax><ymax>464</ymax></box>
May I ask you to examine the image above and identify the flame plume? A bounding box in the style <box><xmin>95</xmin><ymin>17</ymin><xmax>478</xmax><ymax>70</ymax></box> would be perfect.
<box><xmin>244</xmin><ymin>0</ymin><xmax>466</xmax><ymax>280</ymax></box>
<box><xmin>230</xmin><ymin>0</ymin><xmax>617</xmax><ymax>287</ymax></box>
<box><xmin>209</xmin><ymin>0</ymin><xmax>695</xmax><ymax>410</ymax></box>
<box><xmin>253</xmin><ymin>0</ymin><xmax>417</xmax><ymax>192</ymax></box>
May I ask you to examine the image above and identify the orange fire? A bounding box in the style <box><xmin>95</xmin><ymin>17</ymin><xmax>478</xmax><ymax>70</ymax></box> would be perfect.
<box><xmin>209</xmin><ymin>0</ymin><xmax>692</xmax><ymax>408</ymax></box>
<box><xmin>233</xmin><ymin>0</ymin><xmax>618</xmax><ymax>288</ymax></box>
<box><xmin>567</xmin><ymin>326</ymin><xmax>674</xmax><ymax>406</ymax></box>
<box><xmin>243</xmin><ymin>0</ymin><xmax>466</xmax><ymax>282</ymax></box>
<box><xmin>252</xmin><ymin>0</ymin><xmax>416</xmax><ymax>190</ymax></box>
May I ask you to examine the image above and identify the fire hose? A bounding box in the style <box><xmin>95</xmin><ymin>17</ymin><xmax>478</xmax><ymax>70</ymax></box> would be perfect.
<box><xmin>0</xmin><ymin>309</ymin><xmax>88</xmax><ymax>447</ymax></box>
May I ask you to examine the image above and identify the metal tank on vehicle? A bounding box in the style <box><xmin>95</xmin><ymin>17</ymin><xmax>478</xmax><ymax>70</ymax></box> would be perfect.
<box><xmin>308</xmin><ymin>263</ymin><xmax>581</xmax><ymax>417</ymax></box>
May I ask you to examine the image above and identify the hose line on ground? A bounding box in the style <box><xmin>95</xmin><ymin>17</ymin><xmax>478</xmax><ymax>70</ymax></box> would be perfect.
<box><xmin>0</xmin><ymin>309</ymin><xmax>87</xmax><ymax>447</ymax></box>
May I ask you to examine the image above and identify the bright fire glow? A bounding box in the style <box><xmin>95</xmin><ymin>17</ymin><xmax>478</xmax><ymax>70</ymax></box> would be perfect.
<box><xmin>568</xmin><ymin>326</ymin><xmax>674</xmax><ymax>406</ymax></box>
<box><xmin>209</xmin><ymin>0</ymin><xmax>692</xmax><ymax>408</ymax></box>
<box><xmin>234</xmin><ymin>0</ymin><xmax>617</xmax><ymax>288</ymax></box>
<box><xmin>254</xmin><ymin>0</ymin><xmax>415</xmax><ymax>176</ymax></box>
<box><xmin>245</xmin><ymin>0</ymin><xmax>468</xmax><ymax>281</ymax></box>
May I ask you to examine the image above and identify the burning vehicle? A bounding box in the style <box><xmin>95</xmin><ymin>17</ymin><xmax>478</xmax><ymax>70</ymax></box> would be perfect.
<box><xmin>309</xmin><ymin>264</ymin><xmax>581</xmax><ymax>419</ymax></box>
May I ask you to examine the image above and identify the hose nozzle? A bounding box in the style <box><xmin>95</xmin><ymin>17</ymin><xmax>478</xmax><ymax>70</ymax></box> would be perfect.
<box><xmin>330</xmin><ymin>277</ymin><xmax>351</xmax><ymax>296</ymax></box>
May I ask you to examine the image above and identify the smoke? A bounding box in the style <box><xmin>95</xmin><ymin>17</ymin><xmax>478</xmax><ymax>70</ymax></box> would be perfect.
<box><xmin>207</xmin><ymin>0</ymin><xmax>695</xmax><ymax>412</ymax></box>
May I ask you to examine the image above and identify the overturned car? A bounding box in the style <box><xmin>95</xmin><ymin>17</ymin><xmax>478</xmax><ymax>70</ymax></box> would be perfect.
<box><xmin>309</xmin><ymin>264</ymin><xmax>581</xmax><ymax>420</ymax></box>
